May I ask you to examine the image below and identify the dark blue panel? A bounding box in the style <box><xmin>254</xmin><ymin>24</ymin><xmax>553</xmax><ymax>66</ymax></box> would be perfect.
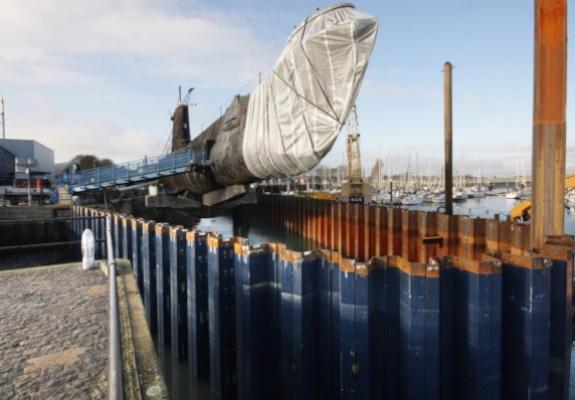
<box><xmin>383</xmin><ymin>260</ymin><xmax>400</xmax><ymax>400</ymax></box>
<box><xmin>122</xmin><ymin>218</ymin><xmax>132</xmax><ymax>265</ymax></box>
<box><xmin>90</xmin><ymin>210</ymin><xmax>102</xmax><ymax>260</ymax></box>
<box><xmin>548</xmin><ymin>258</ymin><xmax>572</xmax><ymax>400</ymax></box>
<box><xmin>186</xmin><ymin>232</ymin><xmax>209</xmax><ymax>378</ymax></box>
<box><xmin>340</xmin><ymin>263</ymin><xmax>370</xmax><ymax>399</ymax></box>
<box><xmin>280</xmin><ymin>254</ymin><xmax>320</xmax><ymax>400</ymax></box>
<box><xmin>398</xmin><ymin>265</ymin><xmax>440</xmax><ymax>400</ymax></box>
<box><xmin>235</xmin><ymin>246</ymin><xmax>280</xmax><ymax>400</ymax></box>
<box><xmin>439</xmin><ymin>260</ymin><xmax>455</xmax><ymax>400</ymax></box>
<box><xmin>318</xmin><ymin>256</ymin><xmax>340</xmax><ymax>399</ymax></box>
<box><xmin>501</xmin><ymin>260</ymin><xmax>550</xmax><ymax>399</ymax></box>
<box><xmin>452</xmin><ymin>266</ymin><xmax>501</xmax><ymax>400</ymax></box>
<box><xmin>207</xmin><ymin>236</ymin><xmax>236</xmax><ymax>397</ymax></box>
<box><xmin>131</xmin><ymin>220</ymin><xmax>142</xmax><ymax>294</ymax></box>
<box><xmin>141</xmin><ymin>223</ymin><xmax>157</xmax><ymax>334</ymax></box>
<box><xmin>113</xmin><ymin>215</ymin><xmax>122</xmax><ymax>258</ymax></box>
<box><xmin>97</xmin><ymin>212</ymin><xmax>106</xmax><ymax>259</ymax></box>
<box><xmin>368</xmin><ymin>260</ymin><xmax>387</xmax><ymax>400</ymax></box>
<box><xmin>156</xmin><ymin>225</ymin><xmax>171</xmax><ymax>348</ymax></box>
<box><xmin>170</xmin><ymin>227</ymin><xmax>187</xmax><ymax>361</ymax></box>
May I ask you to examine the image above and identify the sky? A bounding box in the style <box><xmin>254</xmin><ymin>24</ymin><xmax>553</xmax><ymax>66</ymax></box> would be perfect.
<box><xmin>0</xmin><ymin>0</ymin><xmax>573</xmax><ymax>177</ymax></box>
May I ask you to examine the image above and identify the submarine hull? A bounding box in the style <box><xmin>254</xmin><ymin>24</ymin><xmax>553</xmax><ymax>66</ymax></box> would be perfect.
<box><xmin>163</xmin><ymin>3</ymin><xmax>379</xmax><ymax>197</ymax></box>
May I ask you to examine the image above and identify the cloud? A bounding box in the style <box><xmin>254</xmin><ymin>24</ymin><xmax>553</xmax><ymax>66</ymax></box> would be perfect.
<box><xmin>0</xmin><ymin>0</ymin><xmax>277</xmax><ymax>87</ymax></box>
<box><xmin>15</xmin><ymin>120</ymin><xmax>159</xmax><ymax>164</ymax></box>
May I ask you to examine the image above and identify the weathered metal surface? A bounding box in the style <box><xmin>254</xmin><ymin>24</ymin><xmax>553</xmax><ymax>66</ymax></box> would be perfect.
<box><xmin>75</xmin><ymin>201</ymin><xmax>574</xmax><ymax>399</ymax></box>
<box><xmin>169</xmin><ymin>226</ymin><xmax>187</xmax><ymax>361</ymax></box>
<box><xmin>444</xmin><ymin>61</ymin><xmax>454</xmax><ymax>215</ymax></box>
<box><xmin>531</xmin><ymin>0</ymin><xmax>567</xmax><ymax>249</ymax></box>
<box><xmin>186</xmin><ymin>230</ymin><xmax>210</xmax><ymax>378</ymax></box>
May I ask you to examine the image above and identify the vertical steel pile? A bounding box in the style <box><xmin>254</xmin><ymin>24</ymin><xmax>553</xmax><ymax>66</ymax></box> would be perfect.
<box><xmin>72</xmin><ymin>204</ymin><xmax>573</xmax><ymax>399</ymax></box>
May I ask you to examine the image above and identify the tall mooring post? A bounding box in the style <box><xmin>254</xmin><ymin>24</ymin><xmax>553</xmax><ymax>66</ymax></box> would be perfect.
<box><xmin>444</xmin><ymin>62</ymin><xmax>453</xmax><ymax>215</ymax></box>
<box><xmin>531</xmin><ymin>0</ymin><xmax>567</xmax><ymax>249</ymax></box>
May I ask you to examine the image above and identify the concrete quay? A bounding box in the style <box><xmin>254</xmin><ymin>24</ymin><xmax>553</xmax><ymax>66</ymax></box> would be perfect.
<box><xmin>0</xmin><ymin>260</ymin><xmax>168</xmax><ymax>399</ymax></box>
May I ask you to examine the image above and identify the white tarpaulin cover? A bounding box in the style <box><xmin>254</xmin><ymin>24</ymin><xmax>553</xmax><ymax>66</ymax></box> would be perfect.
<box><xmin>242</xmin><ymin>3</ymin><xmax>378</xmax><ymax>179</ymax></box>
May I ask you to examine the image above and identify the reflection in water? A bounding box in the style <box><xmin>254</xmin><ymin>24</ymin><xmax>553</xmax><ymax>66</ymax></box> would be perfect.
<box><xmin>151</xmin><ymin>196</ymin><xmax>575</xmax><ymax>399</ymax></box>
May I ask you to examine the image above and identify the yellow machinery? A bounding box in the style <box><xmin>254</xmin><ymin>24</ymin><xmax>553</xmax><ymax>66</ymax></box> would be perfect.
<box><xmin>510</xmin><ymin>174</ymin><xmax>575</xmax><ymax>222</ymax></box>
<box><xmin>340</xmin><ymin>105</ymin><xmax>373</xmax><ymax>200</ymax></box>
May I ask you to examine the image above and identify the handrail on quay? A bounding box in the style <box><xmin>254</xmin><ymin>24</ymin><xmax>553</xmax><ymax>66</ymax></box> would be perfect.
<box><xmin>105</xmin><ymin>216</ymin><xmax>123</xmax><ymax>400</ymax></box>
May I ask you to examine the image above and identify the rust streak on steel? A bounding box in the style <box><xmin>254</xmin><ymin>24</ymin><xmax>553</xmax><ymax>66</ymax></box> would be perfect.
<box><xmin>531</xmin><ymin>0</ymin><xmax>567</xmax><ymax>249</ymax></box>
<box><xmin>374</xmin><ymin>207</ymin><xmax>382</xmax><ymax>256</ymax></box>
<box><xmin>444</xmin><ymin>61</ymin><xmax>454</xmax><ymax>215</ymax></box>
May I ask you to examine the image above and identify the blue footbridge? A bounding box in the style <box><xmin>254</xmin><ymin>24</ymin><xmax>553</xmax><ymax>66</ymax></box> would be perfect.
<box><xmin>58</xmin><ymin>148</ymin><xmax>206</xmax><ymax>193</ymax></box>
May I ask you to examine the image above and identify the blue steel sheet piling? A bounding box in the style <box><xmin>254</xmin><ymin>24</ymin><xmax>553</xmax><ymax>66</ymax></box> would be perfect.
<box><xmin>89</xmin><ymin>210</ymin><xmax>98</xmax><ymax>257</ymax></box>
<box><xmin>381</xmin><ymin>256</ymin><xmax>401</xmax><ymax>399</ymax></box>
<box><xmin>439</xmin><ymin>257</ymin><xmax>455</xmax><ymax>400</ymax></box>
<box><xmin>449</xmin><ymin>256</ymin><xmax>502</xmax><ymax>400</ymax></box>
<box><xmin>207</xmin><ymin>234</ymin><xmax>237</xmax><ymax>397</ymax></box>
<box><xmin>366</xmin><ymin>257</ymin><xmax>393</xmax><ymax>399</ymax></box>
<box><xmin>72</xmin><ymin>206</ymin><xmax>78</xmax><ymax>240</ymax></box>
<box><xmin>129</xmin><ymin>218</ymin><xmax>142</xmax><ymax>293</ymax></box>
<box><xmin>121</xmin><ymin>216</ymin><xmax>132</xmax><ymax>265</ymax></box>
<box><xmin>186</xmin><ymin>230</ymin><xmax>210</xmax><ymax>378</ymax></box>
<box><xmin>339</xmin><ymin>258</ymin><xmax>371</xmax><ymax>399</ymax></box>
<box><xmin>97</xmin><ymin>211</ymin><xmax>106</xmax><ymax>259</ymax></box>
<box><xmin>169</xmin><ymin>226</ymin><xmax>188</xmax><ymax>361</ymax></box>
<box><xmin>541</xmin><ymin>239</ymin><xmax>574</xmax><ymax>400</ymax></box>
<box><xmin>235</xmin><ymin>242</ymin><xmax>281</xmax><ymax>400</ymax></box>
<box><xmin>280</xmin><ymin>250</ymin><xmax>320</xmax><ymax>400</ymax></box>
<box><xmin>113</xmin><ymin>214</ymin><xmax>122</xmax><ymax>258</ymax></box>
<box><xmin>155</xmin><ymin>223</ymin><xmax>171</xmax><ymax>349</ymax></box>
<box><xmin>392</xmin><ymin>255</ymin><xmax>440</xmax><ymax>400</ymax></box>
<box><xmin>500</xmin><ymin>253</ymin><xmax>551</xmax><ymax>399</ymax></box>
<box><xmin>317</xmin><ymin>251</ymin><xmax>341</xmax><ymax>400</ymax></box>
<box><xmin>141</xmin><ymin>220</ymin><xmax>157</xmax><ymax>334</ymax></box>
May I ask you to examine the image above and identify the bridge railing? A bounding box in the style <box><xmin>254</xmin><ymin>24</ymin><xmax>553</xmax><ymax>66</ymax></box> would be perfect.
<box><xmin>57</xmin><ymin>148</ymin><xmax>204</xmax><ymax>192</ymax></box>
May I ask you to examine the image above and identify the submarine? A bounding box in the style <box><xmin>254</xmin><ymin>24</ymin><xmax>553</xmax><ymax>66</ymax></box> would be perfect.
<box><xmin>161</xmin><ymin>3</ymin><xmax>378</xmax><ymax>207</ymax></box>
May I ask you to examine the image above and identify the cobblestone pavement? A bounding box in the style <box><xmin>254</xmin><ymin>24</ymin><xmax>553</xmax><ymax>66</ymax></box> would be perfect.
<box><xmin>0</xmin><ymin>263</ymin><xmax>108</xmax><ymax>399</ymax></box>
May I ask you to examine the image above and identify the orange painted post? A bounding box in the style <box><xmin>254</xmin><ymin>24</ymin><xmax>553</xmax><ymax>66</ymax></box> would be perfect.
<box><xmin>336</xmin><ymin>202</ymin><xmax>343</xmax><ymax>254</ymax></box>
<box><xmin>419</xmin><ymin>211</ymin><xmax>439</xmax><ymax>263</ymax></box>
<box><xmin>364</xmin><ymin>205</ymin><xmax>375</xmax><ymax>260</ymax></box>
<box><xmin>374</xmin><ymin>207</ymin><xmax>382</xmax><ymax>256</ymax></box>
<box><xmin>437</xmin><ymin>213</ymin><xmax>458</xmax><ymax>257</ymax></box>
<box><xmin>511</xmin><ymin>224</ymin><xmax>531</xmax><ymax>256</ymax></box>
<box><xmin>322</xmin><ymin>201</ymin><xmax>329</xmax><ymax>247</ymax></box>
<box><xmin>355</xmin><ymin>204</ymin><xmax>364</xmax><ymax>261</ymax></box>
<box><xmin>343</xmin><ymin>203</ymin><xmax>352</xmax><ymax>258</ymax></box>
<box><xmin>401</xmin><ymin>209</ymin><xmax>418</xmax><ymax>261</ymax></box>
<box><xmin>387</xmin><ymin>208</ymin><xmax>402</xmax><ymax>256</ymax></box>
<box><xmin>458</xmin><ymin>217</ymin><xmax>486</xmax><ymax>260</ymax></box>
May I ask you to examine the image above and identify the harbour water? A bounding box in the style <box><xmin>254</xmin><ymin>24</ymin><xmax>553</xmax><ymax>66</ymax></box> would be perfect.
<box><xmin>156</xmin><ymin>195</ymin><xmax>575</xmax><ymax>399</ymax></box>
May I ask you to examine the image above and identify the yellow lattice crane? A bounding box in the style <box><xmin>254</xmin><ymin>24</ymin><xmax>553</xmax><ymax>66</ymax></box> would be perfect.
<box><xmin>340</xmin><ymin>105</ymin><xmax>372</xmax><ymax>201</ymax></box>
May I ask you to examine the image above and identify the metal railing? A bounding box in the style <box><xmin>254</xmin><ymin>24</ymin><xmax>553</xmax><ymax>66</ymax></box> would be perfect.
<box><xmin>57</xmin><ymin>148</ymin><xmax>205</xmax><ymax>193</ymax></box>
<box><xmin>106</xmin><ymin>216</ymin><xmax>123</xmax><ymax>400</ymax></box>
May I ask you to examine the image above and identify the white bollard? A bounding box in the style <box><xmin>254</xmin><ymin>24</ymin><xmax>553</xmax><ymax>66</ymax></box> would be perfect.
<box><xmin>81</xmin><ymin>229</ymin><xmax>96</xmax><ymax>270</ymax></box>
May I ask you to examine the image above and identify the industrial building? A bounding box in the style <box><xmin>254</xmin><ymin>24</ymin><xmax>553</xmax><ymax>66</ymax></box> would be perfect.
<box><xmin>0</xmin><ymin>139</ymin><xmax>54</xmax><ymax>182</ymax></box>
<box><xmin>0</xmin><ymin>139</ymin><xmax>55</xmax><ymax>204</ymax></box>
